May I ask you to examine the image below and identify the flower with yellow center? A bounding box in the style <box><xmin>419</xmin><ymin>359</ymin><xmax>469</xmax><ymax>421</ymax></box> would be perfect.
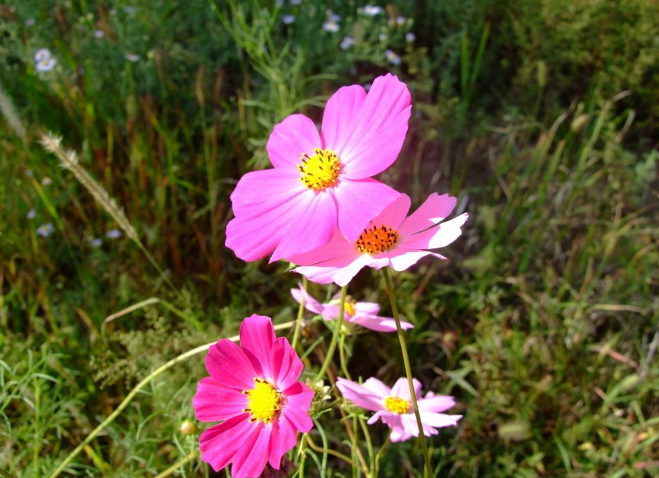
<box><xmin>355</xmin><ymin>225</ymin><xmax>401</xmax><ymax>255</ymax></box>
<box><xmin>297</xmin><ymin>148</ymin><xmax>343</xmax><ymax>191</ymax></box>
<box><xmin>384</xmin><ymin>395</ymin><xmax>411</xmax><ymax>415</ymax></box>
<box><xmin>242</xmin><ymin>378</ymin><xmax>282</xmax><ymax>424</ymax></box>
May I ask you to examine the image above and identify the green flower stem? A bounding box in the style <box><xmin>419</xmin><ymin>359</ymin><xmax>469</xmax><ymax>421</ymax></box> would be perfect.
<box><xmin>382</xmin><ymin>267</ymin><xmax>433</xmax><ymax>478</ymax></box>
<box><xmin>339</xmin><ymin>332</ymin><xmax>351</xmax><ymax>380</ymax></box>
<box><xmin>305</xmin><ymin>435</ymin><xmax>357</xmax><ymax>469</ymax></box>
<box><xmin>292</xmin><ymin>277</ymin><xmax>308</xmax><ymax>351</ymax></box>
<box><xmin>358</xmin><ymin>416</ymin><xmax>375</xmax><ymax>473</ymax></box>
<box><xmin>47</xmin><ymin>321</ymin><xmax>296</xmax><ymax>478</ymax></box>
<box><xmin>153</xmin><ymin>450</ymin><xmax>199</xmax><ymax>478</ymax></box>
<box><xmin>374</xmin><ymin>431</ymin><xmax>392</xmax><ymax>477</ymax></box>
<box><xmin>315</xmin><ymin>285</ymin><xmax>347</xmax><ymax>381</ymax></box>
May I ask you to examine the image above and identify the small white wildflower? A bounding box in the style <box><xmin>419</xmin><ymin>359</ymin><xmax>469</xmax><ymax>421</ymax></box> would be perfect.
<box><xmin>397</xmin><ymin>16</ymin><xmax>406</xmax><ymax>25</ymax></box>
<box><xmin>124</xmin><ymin>6</ymin><xmax>137</xmax><ymax>14</ymax></box>
<box><xmin>94</xmin><ymin>29</ymin><xmax>105</xmax><ymax>38</ymax></box>
<box><xmin>291</xmin><ymin>0</ymin><xmax>302</xmax><ymax>4</ymax></box>
<box><xmin>36</xmin><ymin>58</ymin><xmax>57</xmax><ymax>72</ymax></box>
<box><xmin>124</xmin><ymin>53</ymin><xmax>140</xmax><ymax>62</ymax></box>
<box><xmin>385</xmin><ymin>49</ymin><xmax>401</xmax><ymax>66</ymax></box>
<box><xmin>282</xmin><ymin>14</ymin><xmax>295</xmax><ymax>24</ymax></box>
<box><xmin>109</xmin><ymin>8</ymin><xmax>117</xmax><ymax>15</ymax></box>
<box><xmin>379</xmin><ymin>32</ymin><xmax>388</xmax><ymax>42</ymax></box>
<box><xmin>34</xmin><ymin>49</ymin><xmax>51</xmax><ymax>62</ymax></box>
<box><xmin>322</xmin><ymin>20</ymin><xmax>339</xmax><ymax>33</ymax></box>
<box><xmin>275</xmin><ymin>0</ymin><xmax>284</xmax><ymax>6</ymax></box>
<box><xmin>37</xmin><ymin>223</ymin><xmax>54</xmax><ymax>238</ymax></box>
<box><xmin>106</xmin><ymin>229</ymin><xmax>122</xmax><ymax>239</ymax></box>
<box><xmin>363</xmin><ymin>5</ymin><xmax>382</xmax><ymax>16</ymax></box>
<box><xmin>406</xmin><ymin>32</ymin><xmax>416</xmax><ymax>42</ymax></box>
<box><xmin>327</xmin><ymin>11</ymin><xmax>341</xmax><ymax>22</ymax></box>
<box><xmin>91</xmin><ymin>238</ymin><xmax>103</xmax><ymax>248</ymax></box>
<box><xmin>27</xmin><ymin>209</ymin><xmax>36</xmax><ymax>219</ymax></box>
<box><xmin>340</xmin><ymin>35</ymin><xmax>355</xmax><ymax>50</ymax></box>
<box><xmin>25</xmin><ymin>18</ymin><xmax>36</xmax><ymax>26</ymax></box>
<box><xmin>41</xmin><ymin>177</ymin><xmax>53</xmax><ymax>185</ymax></box>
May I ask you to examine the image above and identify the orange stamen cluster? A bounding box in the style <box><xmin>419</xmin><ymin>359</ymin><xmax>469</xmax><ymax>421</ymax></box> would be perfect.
<box><xmin>355</xmin><ymin>225</ymin><xmax>400</xmax><ymax>255</ymax></box>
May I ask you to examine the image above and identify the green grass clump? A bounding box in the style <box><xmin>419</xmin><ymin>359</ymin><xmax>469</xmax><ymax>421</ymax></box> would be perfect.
<box><xmin>1</xmin><ymin>1</ymin><xmax>658</xmax><ymax>477</ymax></box>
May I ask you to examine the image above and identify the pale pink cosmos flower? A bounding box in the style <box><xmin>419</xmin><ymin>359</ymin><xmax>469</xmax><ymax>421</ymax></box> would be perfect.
<box><xmin>336</xmin><ymin>377</ymin><xmax>461</xmax><ymax>442</ymax></box>
<box><xmin>291</xmin><ymin>284</ymin><xmax>413</xmax><ymax>332</ymax></box>
<box><xmin>192</xmin><ymin>314</ymin><xmax>314</xmax><ymax>478</ymax></box>
<box><xmin>226</xmin><ymin>74</ymin><xmax>411</xmax><ymax>262</ymax></box>
<box><xmin>289</xmin><ymin>193</ymin><xmax>468</xmax><ymax>286</ymax></box>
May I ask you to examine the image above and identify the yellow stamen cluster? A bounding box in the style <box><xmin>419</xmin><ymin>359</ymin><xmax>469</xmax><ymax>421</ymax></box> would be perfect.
<box><xmin>242</xmin><ymin>378</ymin><xmax>282</xmax><ymax>423</ymax></box>
<box><xmin>298</xmin><ymin>148</ymin><xmax>342</xmax><ymax>190</ymax></box>
<box><xmin>384</xmin><ymin>395</ymin><xmax>411</xmax><ymax>415</ymax></box>
<box><xmin>344</xmin><ymin>299</ymin><xmax>356</xmax><ymax>316</ymax></box>
<box><xmin>355</xmin><ymin>225</ymin><xmax>400</xmax><ymax>255</ymax></box>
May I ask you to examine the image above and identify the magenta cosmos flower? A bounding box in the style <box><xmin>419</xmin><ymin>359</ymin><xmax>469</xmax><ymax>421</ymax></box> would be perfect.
<box><xmin>337</xmin><ymin>377</ymin><xmax>461</xmax><ymax>442</ymax></box>
<box><xmin>192</xmin><ymin>314</ymin><xmax>314</xmax><ymax>478</ymax></box>
<box><xmin>288</xmin><ymin>193</ymin><xmax>468</xmax><ymax>286</ymax></box>
<box><xmin>226</xmin><ymin>74</ymin><xmax>411</xmax><ymax>262</ymax></box>
<box><xmin>291</xmin><ymin>284</ymin><xmax>413</xmax><ymax>332</ymax></box>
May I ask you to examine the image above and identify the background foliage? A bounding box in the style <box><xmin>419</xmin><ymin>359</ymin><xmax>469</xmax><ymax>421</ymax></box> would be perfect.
<box><xmin>1</xmin><ymin>0</ymin><xmax>658</xmax><ymax>477</ymax></box>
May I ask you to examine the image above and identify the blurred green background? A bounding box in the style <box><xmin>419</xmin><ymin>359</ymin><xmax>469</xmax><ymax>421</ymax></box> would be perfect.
<box><xmin>1</xmin><ymin>0</ymin><xmax>658</xmax><ymax>477</ymax></box>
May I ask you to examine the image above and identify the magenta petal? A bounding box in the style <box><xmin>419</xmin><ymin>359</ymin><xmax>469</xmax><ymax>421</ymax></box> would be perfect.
<box><xmin>398</xmin><ymin>193</ymin><xmax>457</xmax><ymax>235</ymax></box>
<box><xmin>282</xmin><ymin>382</ymin><xmax>314</xmax><ymax>432</ymax></box>
<box><xmin>240</xmin><ymin>314</ymin><xmax>276</xmax><ymax>381</ymax></box>
<box><xmin>336</xmin><ymin>74</ymin><xmax>412</xmax><ymax>179</ymax></box>
<box><xmin>229</xmin><ymin>169</ymin><xmax>304</xmax><ymax>220</ymax></box>
<box><xmin>193</xmin><ymin>377</ymin><xmax>248</xmax><ymax>422</ymax></box>
<box><xmin>296</xmin><ymin>253</ymin><xmax>374</xmax><ymax>286</ymax></box>
<box><xmin>270</xmin><ymin>190</ymin><xmax>338</xmax><ymax>262</ymax></box>
<box><xmin>361</xmin><ymin>377</ymin><xmax>390</xmax><ymax>398</ymax></box>
<box><xmin>287</xmin><ymin>227</ymin><xmax>355</xmax><ymax>266</ymax></box>
<box><xmin>268</xmin><ymin>413</ymin><xmax>299</xmax><ymax>469</ymax></box>
<box><xmin>336</xmin><ymin>377</ymin><xmax>385</xmax><ymax>411</ymax></box>
<box><xmin>199</xmin><ymin>413</ymin><xmax>252</xmax><ymax>472</ymax></box>
<box><xmin>333</xmin><ymin>178</ymin><xmax>400</xmax><ymax>241</ymax></box>
<box><xmin>271</xmin><ymin>338</ymin><xmax>304</xmax><ymax>390</ymax></box>
<box><xmin>321</xmin><ymin>84</ymin><xmax>367</xmax><ymax>151</ymax></box>
<box><xmin>230</xmin><ymin>421</ymin><xmax>270</xmax><ymax>478</ymax></box>
<box><xmin>391</xmin><ymin>377</ymin><xmax>422</xmax><ymax>400</ymax></box>
<box><xmin>351</xmin><ymin>314</ymin><xmax>414</xmax><ymax>332</ymax></box>
<box><xmin>291</xmin><ymin>285</ymin><xmax>324</xmax><ymax>314</ymax></box>
<box><xmin>205</xmin><ymin>339</ymin><xmax>256</xmax><ymax>390</ymax></box>
<box><xmin>373</xmin><ymin>194</ymin><xmax>411</xmax><ymax>229</ymax></box>
<box><xmin>267</xmin><ymin>114</ymin><xmax>322</xmax><ymax>169</ymax></box>
<box><xmin>418</xmin><ymin>395</ymin><xmax>456</xmax><ymax>413</ymax></box>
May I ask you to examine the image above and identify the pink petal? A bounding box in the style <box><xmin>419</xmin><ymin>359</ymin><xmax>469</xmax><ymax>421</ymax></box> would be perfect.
<box><xmin>320</xmin><ymin>303</ymin><xmax>341</xmax><ymax>321</ymax></box>
<box><xmin>366</xmin><ymin>410</ymin><xmax>389</xmax><ymax>425</ymax></box>
<box><xmin>295</xmin><ymin>253</ymin><xmax>375</xmax><ymax>286</ymax></box>
<box><xmin>199</xmin><ymin>413</ymin><xmax>252</xmax><ymax>472</ymax></box>
<box><xmin>229</xmin><ymin>169</ymin><xmax>304</xmax><ymax>220</ymax></box>
<box><xmin>418</xmin><ymin>395</ymin><xmax>456</xmax><ymax>413</ymax></box>
<box><xmin>335</xmin><ymin>74</ymin><xmax>412</xmax><ymax>179</ymax></box>
<box><xmin>419</xmin><ymin>412</ymin><xmax>462</xmax><ymax>428</ymax></box>
<box><xmin>270</xmin><ymin>189</ymin><xmax>338</xmax><ymax>262</ymax></box>
<box><xmin>400</xmin><ymin>413</ymin><xmax>430</xmax><ymax>437</ymax></box>
<box><xmin>282</xmin><ymin>382</ymin><xmax>314</xmax><ymax>432</ymax></box>
<box><xmin>336</xmin><ymin>377</ymin><xmax>385</xmax><ymax>411</ymax></box>
<box><xmin>321</xmin><ymin>84</ymin><xmax>367</xmax><ymax>152</ymax></box>
<box><xmin>266</xmin><ymin>114</ymin><xmax>322</xmax><ymax>169</ymax></box>
<box><xmin>361</xmin><ymin>377</ymin><xmax>391</xmax><ymax>398</ymax></box>
<box><xmin>389</xmin><ymin>425</ymin><xmax>412</xmax><ymax>443</ymax></box>
<box><xmin>205</xmin><ymin>340</ymin><xmax>256</xmax><ymax>391</ymax></box>
<box><xmin>391</xmin><ymin>377</ymin><xmax>422</xmax><ymax>401</ymax></box>
<box><xmin>193</xmin><ymin>377</ymin><xmax>248</xmax><ymax>422</ymax></box>
<box><xmin>402</xmin><ymin>213</ymin><xmax>469</xmax><ymax>250</ymax></box>
<box><xmin>351</xmin><ymin>314</ymin><xmax>414</xmax><ymax>332</ymax></box>
<box><xmin>354</xmin><ymin>301</ymin><xmax>381</xmax><ymax>315</ymax></box>
<box><xmin>387</xmin><ymin>250</ymin><xmax>435</xmax><ymax>272</ymax></box>
<box><xmin>240</xmin><ymin>314</ymin><xmax>276</xmax><ymax>381</ymax></box>
<box><xmin>372</xmin><ymin>193</ymin><xmax>411</xmax><ymax>229</ymax></box>
<box><xmin>333</xmin><ymin>178</ymin><xmax>400</xmax><ymax>241</ymax></box>
<box><xmin>268</xmin><ymin>413</ymin><xmax>299</xmax><ymax>469</ymax></box>
<box><xmin>230</xmin><ymin>422</ymin><xmax>271</xmax><ymax>478</ymax></box>
<box><xmin>398</xmin><ymin>193</ymin><xmax>457</xmax><ymax>235</ymax></box>
<box><xmin>291</xmin><ymin>285</ymin><xmax>324</xmax><ymax>315</ymax></box>
<box><xmin>271</xmin><ymin>337</ymin><xmax>304</xmax><ymax>390</ymax></box>
<box><xmin>287</xmin><ymin>227</ymin><xmax>356</xmax><ymax>266</ymax></box>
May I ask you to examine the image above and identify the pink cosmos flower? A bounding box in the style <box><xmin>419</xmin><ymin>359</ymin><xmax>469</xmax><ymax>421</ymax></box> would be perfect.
<box><xmin>291</xmin><ymin>284</ymin><xmax>413</xmax><ymax>332</ymax></box>
<box><xmin>288</xmin><ymin>193</ymin><xmax>468</xmax><ymax>286</ymax></box>
<box><xmin>192</xmin><ymin>314</ymin><xmax>315</xmax><ymax>478</ymax></box>
<box><xmin>226</xmin><ymin>74</ymin><xmax>411</xmax><ymax>262</ymax></box>
<box><xmin>336</xmin><ymin>377</ymin><xmax>461</xmax><ymax>442</ymax></box>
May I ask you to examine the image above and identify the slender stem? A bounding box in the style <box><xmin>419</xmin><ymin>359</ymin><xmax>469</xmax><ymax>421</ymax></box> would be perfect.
<box><xmin>305</xmin><ymin>435</ymin><xmax>357</xmax><ymax>469</ymax></box>
<box><xmin>292</xmin><ymin>277</ymin><xmax>308</xmax><ymax>351</ymax></box>
<box><xmin>374</xmin><ymin>431</ymin><xmax>392</xmax><ymax>477</ymax></box>
<box><xmin>153</xmin><ymin>450</ymin><xmax>199</xmax><ymax>478</ymax></box>
<box><xmin>339</xmin><ymin>332</ymin><xmax>351</xmax><ymax>380</ymax></box>
<box><xmin>47</xmin><ymin>321</ymin><xmax>295</xmax><ymax>478</ymax></box>
<box><xmin>358</xmin><ymin>417</ymin><xmax>375</xmax><ymax>474</ymax></box>
<box><xmin>315</xmin><ymin>285</ymin><xmax>347</xmax><ymax>381</ymax></box>
<box><xmin>382</xmin><ymin>268</ymin><xmax>433</xmax><ymax>478</ymax></box>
